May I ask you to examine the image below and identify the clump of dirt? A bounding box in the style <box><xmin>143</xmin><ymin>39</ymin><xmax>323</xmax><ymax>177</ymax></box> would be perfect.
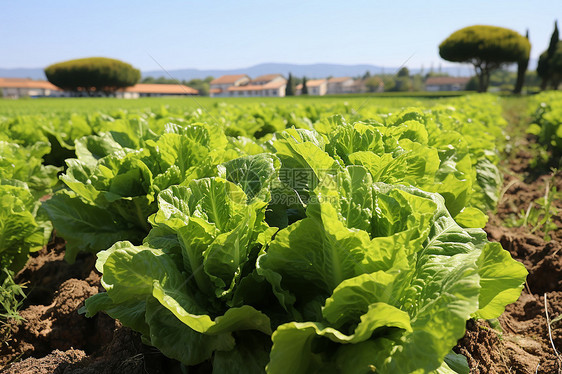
<box><xmin>487</xmin><ymin>220</ymin><xmax>562</xmax><ymax>295</ymax></box>
<box><xmin>2</xmin><ymin>349</ymin><xmax>87</xmax><ymax>374</ymax></box>
<box><xmin>17</xmin><ymin>237</ymin><xmax>99</xmax><ymax>305</ymax></box>
<box><xmin>454</xmin><ymin>319</ymin><xmax>511</xmax><ymax>373</ymax></box>
<box><xmin>0</xmin><ymin>235</ymin><xmax>180</xmax><ymax>374</ymax></box>
<box><xmin>502</xmin><ymin>292</ymin><xmax>561</xmax><ymax>373</ymax></box>
<box><xmin>3</xmin><ymin>325</ymin><xmax>145</xmax><ymax>374</ymax></box>
<box><xmin>458</xmin><ymin>290</ymin><xmax>562</xmax><ymax>374</ymax></box>
<box><xmin>0</xmin><ymin>240</ymin><xmax>114</xmax><ymax>367</ymax></box>
<box><xmin>491</xmin><ymin>166</ymin><xmax>562</xmax><ymax>298</ymax></box>
<box><xmin>456</xmin><ymin>151</ymin><xmax>562</xmax><ymax>373</ymax></box>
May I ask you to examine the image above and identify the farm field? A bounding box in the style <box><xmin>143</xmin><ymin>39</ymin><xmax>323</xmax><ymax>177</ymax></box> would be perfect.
<box><xmin>0</xmin><ymin>94</ymin><xmax>561</xmax><ymax>373</ymax></box>
<box><xmin>0</xmin><ymin>93</ymin><xmax>467</xmax><ymax>116</ymax></box>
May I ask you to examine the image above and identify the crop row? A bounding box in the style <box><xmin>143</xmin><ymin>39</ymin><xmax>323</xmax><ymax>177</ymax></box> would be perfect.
<box><xmin>527</xmin><ymin>91</ymin><xmax>562</xmax><ymax>165</ymax></box>
<box><xmin>1</xmin><ymin>96</ymin><xmax>526</xmax><ymax>373</ymax></box>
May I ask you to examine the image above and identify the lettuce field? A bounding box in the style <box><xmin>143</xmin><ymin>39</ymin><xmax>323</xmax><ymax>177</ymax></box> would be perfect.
<box><xmin>1</xmin><ymin>94</ymin><xmax>561</xmax><ymax>373</ymax></box>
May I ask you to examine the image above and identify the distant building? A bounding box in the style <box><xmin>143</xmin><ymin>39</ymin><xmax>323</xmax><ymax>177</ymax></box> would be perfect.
<box><xmin>425</xmin><ymin>76</ymin><xmax>471</xmax><ymax>91</ymax></box>
<box><xmin>0</xmin><ymin>78</ymin><xmax>198</xmax><ymax>99</ymax></box>
<box><xmin>228</xmin><ymin>80</ymin><xmax>287</xmax><ymax>97</ymax></box>
<box><xmin>0</xmin><ymin>78</ymin><xmax>63</xmax><ymax>98</ymax></box>
<box><xmin>210</xmin><ymin>74</ymin><xmax>286</xmax><ymax>97</ymax></box>
<box><xmin>327</xmin><ymin>77</ymin><xmax>355</xmax><ymax>94</ymax></box>
<box><xmin>296</xmin><ymin>79</ymin><xmax>328</xmax><ymax>96</ymax></box>
<box><xmin>209</xmin><ymin>74</ymin><xmax>251</xmax><ymax>97</ymax></box>
<box><xmin>251</xmin><ymin>74</ymin><xmax>285</xmax><ymax>86</ymax></box>
<box><xmin>116</xmin><ymin>83</ymin><xmax>198</xmax><ymax>98</ymax></box>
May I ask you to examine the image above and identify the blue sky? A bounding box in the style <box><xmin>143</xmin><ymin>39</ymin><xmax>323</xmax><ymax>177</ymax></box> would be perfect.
<box><xmin>1</xmin><ymin>1</ymin><xmax>560</xmax><ymax>71</ymax></box>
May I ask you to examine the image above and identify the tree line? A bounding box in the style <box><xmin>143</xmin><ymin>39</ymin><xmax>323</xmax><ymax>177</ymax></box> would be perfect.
<box><xmin>43</xmin><ymin>22</ymin><xmax>562</xmax><ymax>96</ymax></box>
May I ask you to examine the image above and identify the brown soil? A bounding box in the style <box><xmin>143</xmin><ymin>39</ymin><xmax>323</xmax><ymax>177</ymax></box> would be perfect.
<box><xmin>455</xmin><ymin>148</ymin><xmax>562</xmax><ymax>374</ymax></box>
<box><xmin>0</xmin><ymin>237</ymin><xmax>182</xmax><ymax>374</ymax></box>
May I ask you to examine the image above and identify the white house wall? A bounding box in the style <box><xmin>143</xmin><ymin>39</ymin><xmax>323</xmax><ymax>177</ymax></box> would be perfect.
<box><xmin>0</xmin><ymin>87</ymin><xmax>65</xmax><ymax>98</ymax></box>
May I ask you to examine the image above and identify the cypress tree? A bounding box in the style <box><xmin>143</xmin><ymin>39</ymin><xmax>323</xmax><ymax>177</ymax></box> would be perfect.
<box><xmin>302</xmin><ymin>77</ymin><xmax>308</xmax><ymax>95</ymax></box>
<box><xmin>286</xmin><ymin>73</ymin><xmax>294</xmax><ymax>96</ymax></box>
<box><xmin>514</xmin><ymin>29</ymin><xmax>530</xmax><ymax>94</ymax></box>
<box><xmin>548</xmin><ymin>21</ymin><xmax>559</xmax><ymax>56</ymax></box>
<box><xmin>539</xmin><ymin>20</ymin><xmax>559</xmax><ymax>90</ymax></box>
<box><xmin>549</xmin><ymin>21</ymin><xmax>560</xmax><ymax>89</ymax></box>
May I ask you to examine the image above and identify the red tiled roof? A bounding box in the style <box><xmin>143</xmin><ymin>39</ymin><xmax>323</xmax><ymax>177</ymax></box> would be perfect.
<box><xmin>328</xmin><ymin>77</ymin><xmax>352</xmax><ymax>83</ymax></box>
<box><xmin>425</xmin><ymin>77</ymin><xmax>471</xmax><ymax>86</ymax></box>
<box><xmin>123</xmin><ymin>83</ymin><xmax>198</xmax><ymax>94</ymax></box>
<box><xmin>296</xmin><ymin>79</ymin><xmax>327</xmax><ymax>89</ymax></box>
<box><xmin>210</xmin><ymin>88</ymin><xmax>222</xmax><ymax>94</ymax></box>
<box><xmin>210</xmin><ymin>74</ymin><xmax>249</xmax><ymax>85</ymax></box>
<box><xmin>0</xmin><ymin>78</ymin><xmax>61</xmax><ymax>90</ymax></box>
<box><xmin>262</xmin><ymin>79</ymin><xmax>286</xmax><ymax>89</ymax></box>
<box><xmin>252</xmin><ymin>74</ymin><xmax>283</xmax><ymax>83</ymax></box>
<box><xmin>0</xmin><ymin>79</ymin><xmax>198</xmax><ymax>94</ymax></box>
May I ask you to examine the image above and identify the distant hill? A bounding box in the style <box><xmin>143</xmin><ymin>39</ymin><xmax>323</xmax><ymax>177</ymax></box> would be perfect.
<box><xmin>142</xmin><ymin>62</ymin><xmax>477</xmax><ymax>80</ymax></box>
<box><xmin>0</xmin><ymin>68</ymin><xmax>46</xmax><ymax>80</ymax></box>
<box><xmin>144</xmin><ymin>63</ymin><xmax>388</xmax><ymax>80</ymax></box>
<box><xmin>1</xmin><ymin>60</ymin><xmax>538</xmax><ymax>81</ymax></box>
